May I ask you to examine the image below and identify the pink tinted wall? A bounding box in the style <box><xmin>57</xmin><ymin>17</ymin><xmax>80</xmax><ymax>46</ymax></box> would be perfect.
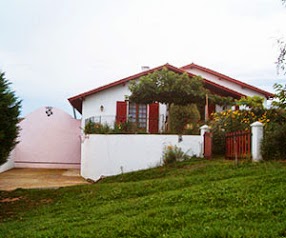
<box><xmin>14</xmin><ymin>107</ymin><xmax>81</xmax><ymax>169</ymax></box>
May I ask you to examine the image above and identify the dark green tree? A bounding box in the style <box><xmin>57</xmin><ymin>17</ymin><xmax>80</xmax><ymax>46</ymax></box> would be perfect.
<box><xmin>0</xmin><ymin>72</ymin><xmax>21</xmax><ymax>165</ymax></box>
<box><xmin>129</xmin><ymin>67</ymin><xmax>207</xmax><ymax>132</ymax></box>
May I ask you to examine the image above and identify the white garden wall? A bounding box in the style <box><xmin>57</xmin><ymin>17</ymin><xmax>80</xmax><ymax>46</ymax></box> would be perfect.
<box><xmin>81</xmin><ymin>134</ymin><xmax>202</xmax><ymax>181</ymax></box>
<box><xmin>0</xmin><ymin>150</ymin><xmax>15</xmax><ymax>173</ymax></box>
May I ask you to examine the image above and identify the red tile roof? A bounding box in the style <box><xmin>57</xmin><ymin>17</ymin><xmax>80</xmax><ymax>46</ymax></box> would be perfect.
<box><xmin>68</xmin><ymin>63</ymin><xmax>273</xmax><ymax>114</ymax></box>
<box><xmin>68</xmin><ymin>63</ymin><xmax>188</xmax><ymax>113</ymax></box>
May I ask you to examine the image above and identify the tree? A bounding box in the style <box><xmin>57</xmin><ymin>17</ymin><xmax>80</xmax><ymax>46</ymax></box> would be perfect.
<box><xmin>271</xmin><ymin>1</ymin><xmax>286</xmax><ymax>109</ymax></box>
<box><xmin>236</xmin><ymin>96</ymin><xmax>264</xmax><ymax>110</ymax></box>
<box><xmin>272</xmin><ymin>83</ymin><xmax>286</xmax><ymax>109</ymax></box>
<box><xmin>277</xmin><ymin>0</ymin><xmax>286</xmax><ymax>74</ymax></box>
<box><xmin>129</xmin><ymin>67</ymin><xmax>206</xmax><ymax>105</ymax></box>
<box><xmin>129</xmin><ymin>67</ymin><xmax>207</xmax><ymax>132</ymax></box>
<box><xmin>274</xmin><ymin>2</ymin><xmax>286</xmax><ymax>110</ymax></box>
<box><xmin>277</xmin><ymin>39</ymin><xmax>286</xmax><ymax>73</ymax></box>
<box><xmin>0</xmin><ymin>72</ymin><xmax>21</xmax><ymax>165</ymax></box>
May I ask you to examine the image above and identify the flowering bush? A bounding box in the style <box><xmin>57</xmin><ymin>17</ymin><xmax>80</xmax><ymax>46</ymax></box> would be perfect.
<box><xmin>211</xmin><ymin>98</ymin><xmax>286</xmax><ymax>159</ymax></box>
<box><xmin>210</xmin><ymin>108</ymin><xmax>286</xmax><ymax>156</ymax></box>
<box><xmin>211</xmin><ymin>109</ymin><xmax>271</xmax><ymax>133</ymax></box>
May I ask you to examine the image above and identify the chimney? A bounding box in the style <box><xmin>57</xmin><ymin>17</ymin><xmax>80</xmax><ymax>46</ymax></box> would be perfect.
<box><xmin>141</xmin><ymin>66</ymin><xmax>150</xmax><ymax>71</ymax></box>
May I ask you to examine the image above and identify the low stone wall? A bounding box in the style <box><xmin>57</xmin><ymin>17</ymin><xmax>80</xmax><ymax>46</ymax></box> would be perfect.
<box><xmin>81</xmin><ymin>134</ymin><xmax>203</xmax><ymax>181</ymax></box>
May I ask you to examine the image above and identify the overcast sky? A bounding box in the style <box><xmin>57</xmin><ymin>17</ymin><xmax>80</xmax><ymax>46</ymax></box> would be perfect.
<box><xmin>0</xmin><ymin>0</ymin><xmax>286</xmax><ymax>117</ymax></box>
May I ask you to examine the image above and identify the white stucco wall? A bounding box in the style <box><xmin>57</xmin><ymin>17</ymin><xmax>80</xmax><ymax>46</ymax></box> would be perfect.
<box><xmin>82</xmin><ymin>82</ymin><xmax>167</xmax><ymax>132</ymax></box>
<box><xmin>14</xmin><ymin>107</ymin><xmax>81</xmax><ymax>169</ymax></box>
<box><xmin>81</xmin><ymin>134</ymin><xmax>202</xmax><ymax>181</ymax></box>
<box><xmin>82</xmin><ymin>84</ymin><xmax>130</xmax><ymax>128</ymax></box>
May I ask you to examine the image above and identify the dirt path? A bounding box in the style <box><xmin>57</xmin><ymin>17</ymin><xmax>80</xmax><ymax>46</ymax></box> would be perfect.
<box><xmin>0</xmin><ymin>168</ymin><xmax>89</xmax><ymax>191</ymax></box>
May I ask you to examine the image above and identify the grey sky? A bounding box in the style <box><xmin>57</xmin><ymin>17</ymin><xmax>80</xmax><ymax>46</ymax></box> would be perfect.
<box><xmin>0</xmin><ymin>0</ymin><xmax>285</xmax><ymax>117</ymax></box>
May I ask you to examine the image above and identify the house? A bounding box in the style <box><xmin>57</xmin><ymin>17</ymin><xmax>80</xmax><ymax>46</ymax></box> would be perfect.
<box><xmin>68</xmin><ymin>63</ymin><xmax>273</xmax><ymax>133</ymax></box>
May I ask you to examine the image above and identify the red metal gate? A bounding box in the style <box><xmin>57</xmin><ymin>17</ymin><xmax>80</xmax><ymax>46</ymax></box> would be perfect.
<box><xmin>204</xmin><ymin>132</ymin><xmax>212</xmax><ymax>159</ymax></box>
<box><xmin>225</xmin><ymin>130</ymin><xmax>251</xmax><ymax>159</ymax></box>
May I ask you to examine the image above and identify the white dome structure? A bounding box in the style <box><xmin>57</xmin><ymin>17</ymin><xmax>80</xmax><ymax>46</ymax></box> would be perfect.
<box><xmin>14</xmin><ymin>107</ymin><xmax>81</xmax><ymax>169</ymax></box>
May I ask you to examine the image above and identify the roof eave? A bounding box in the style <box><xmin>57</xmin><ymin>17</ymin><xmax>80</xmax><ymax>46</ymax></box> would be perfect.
<box><xmin>181</xmin><ymin>63</ymin><xmax>274</xmax><ymax>99</ymax></box>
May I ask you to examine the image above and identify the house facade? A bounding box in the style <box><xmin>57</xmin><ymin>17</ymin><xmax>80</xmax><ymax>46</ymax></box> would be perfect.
<box><xmin>68</xmin><ymin>63</ymin><xmax>273</xmax><ymax>133</ymax></box>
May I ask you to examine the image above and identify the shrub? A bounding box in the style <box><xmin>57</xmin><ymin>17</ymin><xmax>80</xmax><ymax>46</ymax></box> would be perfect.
<box><xmin>113</xmin><ymin>121</ymin><xmax>131</xmax><ymax>134</ymax></box>
<box><xmin>113</xmin><ymin>121</ymin><xmax>147</xmax><ymax>134</ymax></box>
<box><xmin>169</xmin><ymin>104</ymin><xmax>201</xmax><ymax>135</ymax></box>
<box><xmin>84</xmin><ymin>121</ymin><xmax>148</xmax><ymax>134</ymax></box>
<box><xmin>262</xmin><ymin>123</ymin><xmax>286</xmax><ymax>160</ymax></box>
<box><xmin>211</xmin><ymin>126</ymin><xmax>226</xmax><ymax>156</ymax></box>
<box><xmin>162</xmin><ymin>145</ymin><xmax>189</xmax><ymax>165</ymax></box>
<box><xmin>84</xmin><ymin>121</ymin><xmax>111</xmax><ymax>134</ymax></box>
<box><xmin>261</xmin><ymin>110</ymin><xmax>286</xmax><ymax>160</ymax></box>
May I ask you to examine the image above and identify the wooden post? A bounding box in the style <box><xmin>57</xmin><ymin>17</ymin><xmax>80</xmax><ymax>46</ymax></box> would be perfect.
<box><xmin>200</xmin><ymin>125</ymin><xmax>210</xmax><ymax>158</ymax></box>
<box><xmin>205</xmin><ymin>94</ymin><xmax>209</xmax><ymax>122</ymax></box>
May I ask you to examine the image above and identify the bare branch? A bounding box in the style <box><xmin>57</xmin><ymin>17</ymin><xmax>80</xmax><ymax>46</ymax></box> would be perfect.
<box><xmin>276</xmin><ymin>39</ymin><xmax>286</xmax><ymax>75</ymax></box>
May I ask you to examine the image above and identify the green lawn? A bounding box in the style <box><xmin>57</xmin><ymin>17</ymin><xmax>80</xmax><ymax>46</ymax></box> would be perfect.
<box><xmin>1</xmin><ymin>159</ymin><xmax>286</xmax><ymax>238</ymax></box>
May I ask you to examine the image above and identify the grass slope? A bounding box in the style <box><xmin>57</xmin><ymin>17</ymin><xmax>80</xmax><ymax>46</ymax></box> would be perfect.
<box><xmin>1</xmin><ymin>159</ymin><xmax>286</xmax><ymax>237</ymax></box>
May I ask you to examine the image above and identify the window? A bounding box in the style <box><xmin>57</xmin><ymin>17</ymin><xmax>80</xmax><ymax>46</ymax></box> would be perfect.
<box><xmin>116</xmin><ymin>101</ymin><xmax>159</xmax><ymax>133</ymax></box>
<box><xmin>128</xmin><ymin>103</ymin><xmax>147</xmax><ymax>128</ymax></box>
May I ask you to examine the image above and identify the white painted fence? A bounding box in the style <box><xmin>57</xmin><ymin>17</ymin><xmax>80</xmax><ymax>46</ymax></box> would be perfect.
<box><xmin>81</xmin><ymin>134</ymin><xmax>203</xmax><ymax>181</ymax></box>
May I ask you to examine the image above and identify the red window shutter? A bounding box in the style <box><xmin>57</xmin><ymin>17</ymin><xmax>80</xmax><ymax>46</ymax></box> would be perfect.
<box><xmin>116</xmin><ymin>101</ymin><xmax>127</xmax><ymax>124</ymax></box>
<box><xmin>148</xmin><ymin>103</ymin><xmax>159</xmax><ymax>133</ymax></box>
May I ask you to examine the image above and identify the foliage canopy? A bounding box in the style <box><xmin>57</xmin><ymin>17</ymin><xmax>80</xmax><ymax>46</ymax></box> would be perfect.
<box><xmin>273</xmin><ymin>1</ymin><xmax>286</xmax><ymax>110</ymax></box>
<box><xmin>236</xmin><ymin>95</ymin><xmax>264</xmax><ymax>110</ymax></box>
<box><xmin>272</xmin><ymin>83</ymin><xmax>286</xmax><ymax>109</ymax></box>
<box><xmin>0</xmin><ymin>72</ymin><xmax>21</xmax><ymax>165</ymax></box>
<box><xmin>128</xmin><ymin>67</ymin><xmax>207</xmax><ymax>106</ymax></box>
